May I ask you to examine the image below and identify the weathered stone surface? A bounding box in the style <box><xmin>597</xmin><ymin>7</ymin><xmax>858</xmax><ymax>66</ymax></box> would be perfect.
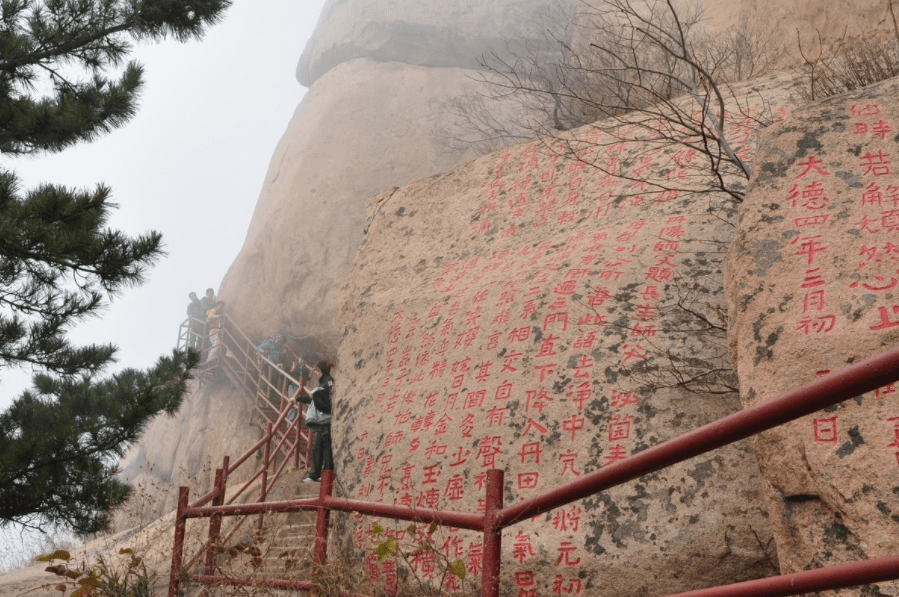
<box><xmin>217</xmin><ymin>58</ymin><xmax>501</xmax><ymax>352</ymax></box>
<box><xmin>726</xmin><ymin>77</ymin><xmax>899</xmax><ymax>589</ymax></box>
<box><xmin>105</xmin><ymin>1</ymin><xmax>899</xmax><ymax>589</ymax></box>
<box><xmin>296</xmin><ymin>0</ymin><xmax>574</xmax><ymax>86</ymax></box>
<box><xmin>704</xmin><ymin>0</ymin><xmax>894</xmax><ymax>50</ymax></box>
<box><xmin>331</xmin><ymin>78</ymin><xmax>793</xmax><ymax>593</ymax></box>
<box><xmin>298</xmin><ymin>0</ymin><xmax>893</xmax><ymax>88</ymax></box>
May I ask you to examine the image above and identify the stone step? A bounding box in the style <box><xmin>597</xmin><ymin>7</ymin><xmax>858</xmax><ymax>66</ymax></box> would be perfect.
<box><xmin>277</xmin><ymin>523</ymin><xmax>315</xmax><ymax>533</ymax></box>
<box><xmin>262</xmin><ymin>547</ymin><xmax>314</xmax><ymax>561</ymax></box>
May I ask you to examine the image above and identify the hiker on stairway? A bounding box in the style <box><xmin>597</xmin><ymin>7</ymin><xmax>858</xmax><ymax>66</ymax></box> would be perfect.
<box><xmin>295</xmin><ymin>361</ymin><xmax>334</xmax><ymax>483</ymax></box>
<box><xmin>186</xmin><ymin>292</ymin><xmax>205</xmax><ymax>349</ymax></box>
<box><xmin>199</xmin><ymin>287</ymin><xmax>217</xmax><ymax>313</ymax></box>
<box><xmin>199</xmin><ymin>288</ymin><xmax>216</xmax><ymax>348</ymax></box>
<box><xmin>256</xmin><ymin>333</ymin><xmax>288</xmax><ymax>397</ymax></box>
<box><xmin>256</xmin><ymin>333</ymin><xmax>285</xmax><ymax>369</ymax></box>
<box><xmin>205</xmin><ymin>301</ymin><xmax>226</xmax><ymax>360</ymax></box>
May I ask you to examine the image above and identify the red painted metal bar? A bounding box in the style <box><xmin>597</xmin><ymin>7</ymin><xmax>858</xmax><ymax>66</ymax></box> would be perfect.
<box><xmin>203</xmin><ymin>468</ymin><xmax>225</xmax><ymax>576</ymax></box>
<box><xmin>167</xmin><ymin>487</ymin><xmax>189</xmax><ymax>597</ymax></box>
<box><xmin>264</xmin><ymin>437</ymin><xmax>295</xmax><ymax>496</ymax></box>
<box><xmin>324</xmin><ymin>495</ymin><xmax>484</xmax><ymax>531</ymax></box>
<box><xmin>190</xmin><ymin>454</ymin><xmax>231</xmax><ymax>508</ymax></box>
<box><xmin>227</xmin><ymin>404</ymin><xmax>291</xmax><ymax>476</ymax></box>
<box><xmin>497</xmin><ymin>345</ymin><xmax>899</xmax><ymax>528</ymax></box>
<box><xmin>183</xmin><ymin>531</ymin><xmax>219</xmax><ymax>572</ymax></box>
<box><xmin>482</xmin><ymin>469</ymin><xmax>504</xmax><ymax>597</ymax></box>
<box><xmin>220</xmin><ymin>456</ymin><xmax>230</xmax><ymax>489</ymax></box>
<box><xmin>257</xmin><ymin>422</ymin><xmax>272</xmax><ymax>532</ymax></box>
<box><xmin>189</xmin><ymin>483</ymin><xmax>223</xmax><ymax>509</ymax></box>
<box><xmin>184</xmin><ymin>498</ymin><xmax>319</xmax><ymax>518</ymax></box>
<box><xmin>293</xmin><ymin>402</ymin><xmax>302</xmax><ymax>469</ymax></box>
<box><xmin>293</xmin><ymin>379</ymin><xmax>306</xmax><ymax>468</ymax></box>
<box><xmin>663</xmin><ymin>553</ymin><xmax>899</xmax><ymax>597</ymax></box>
<box><xmin>190</xmin><ymin>575</ymin><xmax>313</xmax><ymax>591</ymax></box>
<box><xmin>225</xmin><ymin>461</ymin><xmax>268</xmax><ymax>506</ymax></box>
<box><xmin>183</xmin><ymin>496</ymin><xmax>484</xmax><ymax>531</ymax></box>
<box><xmin>267</xmin><ymin>419</ymin><xmax>298</xmax><ymax>467</ymax></box>
<box><xmin>169</xmin><ymin>325</ymin><xmax>899</xmax><ymax>596</ymax></box>
<box><xmin>313</xmin><ymin>470</ymin><xmax>334</xmax><ymax>566</ymax></box>
<box><xmin>185</xmin><ymin>510</ymin><xmax>254</xmax><ymax>571</ymax></box>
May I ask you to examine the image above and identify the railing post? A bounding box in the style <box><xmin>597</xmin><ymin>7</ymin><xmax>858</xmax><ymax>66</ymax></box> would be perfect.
<box><xmin>203</xmin><ymin>468</ymin><xmax>224</xmax><ymax>576</ymax></box>
<box><xmin>168</xmin><ymin>486</ymin><xmax>190</xmax><ymax>597</ymax></box>
<box><xmin>314</xmin><ymin>469</ymin><xmax>334</xmax><ymax>567</ymax></box>
<box><xmin>293</xmin><ymin>397</ymin><xmax>301</xmax><ymax>470</ymax></box>
<box><xmin>482</xmin><ymin>469</ymin><xmax>504</xmax><ymax>597</ymax></box>
<box><xmin>303</xmin><ymin>382</ymin><xmax>313</xmax><ymax>466</ymax></box>
<box><xmin>257</xmin><ymin>422</ymin><xmax>272</xmax><ymax>532</ymax></box>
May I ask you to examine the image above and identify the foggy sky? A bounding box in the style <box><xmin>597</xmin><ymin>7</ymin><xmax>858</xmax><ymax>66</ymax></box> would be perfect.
<box><xmin>0</xmin><ymin>0</ymin><xmax>328</xmax><ymax>569</ymax></box>
<box><xmin>0</xmin><ymin>1</ymin><xmax>326</xmax><ymax>409</ymax></box>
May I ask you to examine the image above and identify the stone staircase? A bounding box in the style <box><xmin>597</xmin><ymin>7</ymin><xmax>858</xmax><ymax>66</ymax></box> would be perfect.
<box><xmin>197</xmin><ymin>469</ymin><xmax>321</xmax><ymax>591</ymax></box>
<box><xmin>258</xmin><ymin>470</ymin><xmax>320</xmax><ymax>578</ymax></box>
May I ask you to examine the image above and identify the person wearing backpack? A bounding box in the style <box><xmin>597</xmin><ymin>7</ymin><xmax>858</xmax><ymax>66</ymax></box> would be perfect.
<box><xmin>295</xmin><ymin>361</ymin><xmax>334</xmax><ymax>482</ymax></box>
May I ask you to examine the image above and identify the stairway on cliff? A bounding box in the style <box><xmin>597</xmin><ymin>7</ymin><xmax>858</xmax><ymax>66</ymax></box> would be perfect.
<box><xmin>258</xmin><ymin>468</ymin><xmax>319</xmax><ymax>578</ymax></box>
<box><xmin>192</xmin><ymin>469</ymin><xmax>321</xmax><ymax>596</ymax></box>
<box><xmin>177</xmin><ymin>316</ymin><xmax>319</xmax><ymax>593</ymax></box>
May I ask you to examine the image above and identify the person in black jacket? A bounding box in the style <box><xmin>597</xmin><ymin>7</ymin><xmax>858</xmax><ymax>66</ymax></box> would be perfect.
<box><xmin>186</xmin><ymin>292</ymin><xmax>204</xmax><ymax>349</ymax></box>
<box><xmin>295</xmin><ymin>360</ymin><xmax>334</xmax><ymax>482</ymax></box>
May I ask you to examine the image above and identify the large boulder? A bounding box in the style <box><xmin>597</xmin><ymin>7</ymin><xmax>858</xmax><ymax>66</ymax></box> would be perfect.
<box><xmin>330</xmin><ymin>78</ymin><xmax>793</xmax><ymax>594</ymax></box>
<box><xmin>296</xmin><ymin>0</ymin><xmax>575</xmax><ymax>86</ymax></box>
<box><xmin>218</xmin><ymin>58</ymin><xmax>508</xmax><ymax>352</ymax></box>
<box><xmin>727</xmin><ymin>76</ymin><xmax>899</xmax><ymax>588</ymax></box>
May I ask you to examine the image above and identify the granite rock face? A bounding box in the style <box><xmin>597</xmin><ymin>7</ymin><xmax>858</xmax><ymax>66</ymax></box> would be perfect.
<box><xmin>221</xmin><ymin>0</ymin><xmax>580</xmax><ymax>351</ymax></box>
<box><xmin>331</xmin><ymin>79</ymin><xmax>793</xmax><ymax>594</ymax></box>
<box><xmin>704</xmin><ymin>0</ymin><xmax>894</xmax><ymax>48</ymax></box>
<box><xmin>221</xmin><ymin>0</ymin><xmax>895</xmax><ymax>364</ymax></box>
<box><xmin>120</xmin><ymin>0</ymin><xmax>583</xmax><ymax>532</ymax></box>
<box><xmin>296</xmin><ymin>0</ymin><xmax>570</xmax><ymax>86</ymax></box>
<box><xmin>726</xmin><ymin>77</ymin><xmax>899</xmax><ymax>589</ymax></box>
<box><xmin>113</xmin><ymin>2</ymin><xmax>899</xmax><ymax>587</ymax></box>
<box><xmin>217</xmin><ymin>59</ymin><xmax>504</xmax><ymax>351</ymax></box>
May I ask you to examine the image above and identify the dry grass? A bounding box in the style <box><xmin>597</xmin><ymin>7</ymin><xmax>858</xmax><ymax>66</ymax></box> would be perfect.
<box><xmin>795</xmin><ymin>32</ymin><xmax>899</xmax><ymax>102</ymax></box>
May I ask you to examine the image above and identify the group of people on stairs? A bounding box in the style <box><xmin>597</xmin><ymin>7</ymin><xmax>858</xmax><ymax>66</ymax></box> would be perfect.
<box><xmin>186</xmin><ymin>288</ymin><xmax>226</xmax><ymax>359</ymax></box>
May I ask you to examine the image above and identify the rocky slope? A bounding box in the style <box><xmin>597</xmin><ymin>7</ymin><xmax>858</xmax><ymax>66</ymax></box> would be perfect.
<box><xmin>727</xmin><ymin>76</ymin><xmax>899</xmax><ymax>587</ymax></box>
<box><xmin>54</xmin><ymin>1</ymin><xmax>899</xmax><ymax>595</ymax></box>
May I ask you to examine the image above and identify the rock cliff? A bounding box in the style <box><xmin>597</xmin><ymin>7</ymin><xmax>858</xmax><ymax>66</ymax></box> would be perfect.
<box><xmin>117</xmin><ymin>0</ymin><xmax>578</xmax><ymax>533</ymax></box>
<box><xmin>100</xmin><ymin>1</ymin><xmax>899</xmax><ymax>595</ymax></box>
<box><xmin>328</xmin><ymin>72</ymin><xmax>794</xmax><ymax>592</ymax></box>
<box><xmin>217</xmin><ymin>0</ymin><xmax>580</xmax><ymax>351</ymax></box>
<box><xmin>727</xmin><ymin>75</ymin><xmax>899</xmax><ymax>589</ymax></box>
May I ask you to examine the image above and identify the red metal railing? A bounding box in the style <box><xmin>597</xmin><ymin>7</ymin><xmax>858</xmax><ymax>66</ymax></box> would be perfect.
<box><xmin>168</xmin><ymin>345</ymin><xmax>899</xmax><ymax>597</ymax></box>
<box><xmin>171</xmin><ymin>402</ymin><xmax>308</xmax><ymax>585</ymax></box>
<box><xmin>177</xmin><ymin>314</ymin><xmax>312</xmax><ymax>467</ymax></box>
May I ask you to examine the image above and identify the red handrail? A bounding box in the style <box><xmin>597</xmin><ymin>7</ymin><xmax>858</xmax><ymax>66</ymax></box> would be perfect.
<box><xmin>168</xmin><ymin>345</ymin><xmax>899</xmax><ymax>597</ymax></box>
<box><xmin>172</xmin><ymin>361</ymin><xmax>311</xmax><ymax>577</ymax></box>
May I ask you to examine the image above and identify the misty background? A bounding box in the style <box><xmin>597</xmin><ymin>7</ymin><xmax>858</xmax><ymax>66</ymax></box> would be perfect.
<box><xmin>0</xmin><ymin>0</ymin><xmax>328</xmax><ymax>569</ymax></box>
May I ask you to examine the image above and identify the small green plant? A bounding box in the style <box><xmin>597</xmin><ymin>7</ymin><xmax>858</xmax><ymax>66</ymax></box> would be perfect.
<box><xmin>37</xmin><ymin>548</ymin><xmax>155</xmax><ymax>597</ymax></box>
<box><xmin>369</xmin><ymin>520</ymin><xmax>469</xmax><ymax>596</ymax></box>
